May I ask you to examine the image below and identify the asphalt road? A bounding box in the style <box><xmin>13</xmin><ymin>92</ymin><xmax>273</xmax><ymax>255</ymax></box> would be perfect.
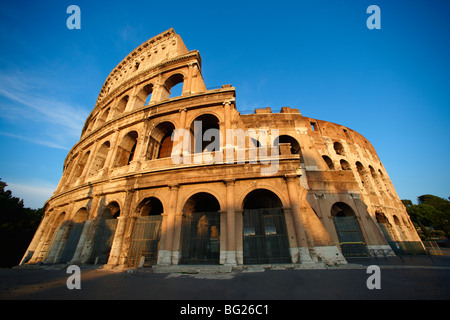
<box><xmin>1</xmin><ymin>252</ymin><xmax>449</xmax><ymax>308</ymax></box>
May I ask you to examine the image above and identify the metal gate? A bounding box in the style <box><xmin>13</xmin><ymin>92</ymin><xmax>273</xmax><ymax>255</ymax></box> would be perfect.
<box><xmin>243</xmin><ymin>208</ymin><xmax>291</xmax><ymax>264</ymax></box>
<box><xmin>378</xmin><ymin>223</ymin><xmax>425</xmax><ymax>255</ymax></box>
<box><xmin>59</xmin><ymin>222</ymin><xmax>85</xmax><ymax>263</ymax></box>
<box><xmin>128</xmin><ymin>215</ymin><xmax>162</xmax><ymax>267</ymax></box>
<box><xmin>89</xmin><ymin>219</ymin><xmax>118</xmax><ymax>264</ymax></box>
<box><xmin>180</xmin><ymin>212</ymin><xmax>220</xmax><ymax>265</ymax></box>
<box><xmin>334</xmin><ymin>216</ymin><xmax>369</xmax><ymax>257</ymax></box>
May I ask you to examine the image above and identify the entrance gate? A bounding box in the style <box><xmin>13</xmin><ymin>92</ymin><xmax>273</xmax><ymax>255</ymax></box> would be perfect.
<box><xmin>334</xmin><ymin>216</ymin><xmax>369</xmax><ymax>257</ymax></box>
<box><xmin>243</xmin><ymin>208</ymin><xmax>291</xmax><ymax>264</ymax></box>
<box><xmin>89</xmin><ymin>219</ymin><xmax>118</xmax><ymax>264</ymax></box>
<box><xmin>180</xmin><ymin>211</ymin><xmax>220</xmax><ymax>265</ymax></box>
<box><xmin>59</xmin><ymin>222</ymin><xmax>85</xmax><ymax>263</ymax></box>
<box><xmin>128</xmin><ymin>215</ymin><xmax>162</xmax><ymax>267</ymax></box>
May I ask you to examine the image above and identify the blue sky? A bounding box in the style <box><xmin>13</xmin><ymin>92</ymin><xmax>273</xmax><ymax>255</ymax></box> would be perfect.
<box><xmin>0</xmin><ymin>0</ymin><xmax>449</xmax><ymax>208</ymax></box>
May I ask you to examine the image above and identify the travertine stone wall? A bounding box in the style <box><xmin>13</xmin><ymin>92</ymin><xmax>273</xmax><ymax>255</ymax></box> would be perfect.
<box><xmin>21</xmin><ymin>29</ymin><xmax>423</xmax><ymax>268</ymax></box>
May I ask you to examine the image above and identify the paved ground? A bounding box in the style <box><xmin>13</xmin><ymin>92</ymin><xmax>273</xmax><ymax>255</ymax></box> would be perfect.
<box><xmin>1</xmin><ymin>250</ymin><xmax>449</xmax><ymax>310</ymax></box>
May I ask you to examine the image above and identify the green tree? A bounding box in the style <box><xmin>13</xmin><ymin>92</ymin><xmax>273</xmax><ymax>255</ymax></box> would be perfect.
<box><xmin>403</xmin><ymin>194</ymin><xmax>450</xmax><ymax>239</ymax></box>
<box><xmin>0</xmin><ymin>179</ymin><xmax>43</xmax><ymax>267</ymax></box>
<box><xmin>418</xmin><ymin>195</ymin><xmax>450</xmax><ymax>230</ymax></box>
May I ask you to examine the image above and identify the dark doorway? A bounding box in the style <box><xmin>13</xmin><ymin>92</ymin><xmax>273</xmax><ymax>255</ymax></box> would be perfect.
<box><xmin>243</xmin><ymin>189</ymin><xmax>291</xmax><ymax>264</ymax></box>
<box><xmin>180</xmin><ymin>192</ymin><xmax>221</xmax><ymax>265</ymax></box>
<box><xmin>331</xmin><ymin>202</ymin><xmax>369</xmax><ymax>257</ymax></box>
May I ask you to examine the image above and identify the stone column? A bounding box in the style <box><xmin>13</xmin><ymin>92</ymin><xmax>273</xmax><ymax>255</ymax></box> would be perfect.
<box><xmin>69</xmin><ymin>219</ymin><xmax>94</xmax><ymax>264</ymax></box>
<box><xmin>106</xmin><ymin>215</ymin><xmax>128</xmax><ymax>267</ymax></box>
<box><xmin>219</xmin><ymin>210</ymin><xmax>227</xmax><ymax>264</ymax></box>
<box><xmin>223</xmin><ymin>100</ymin><xmax>235</xmax><ymax>163</ymax></box>
<box><xmin>79</xmin><ymin>217</ymin><xmax>103</xmax><ymax>264</ymax></box>
<box><xmin>23</xmin><ymin>213</ymin><xmax>50</xmax><ymax>264</ymax></box>
<box><xmin>184</xmin><ymin>63</ymin><xmax>194</xmax><ymax>94</ymax></box>
<box><xmin>282</xmin><ymin>207</ymin><xmax>300</xmax><ymax>263</ymax></box>
<box><xmin>44</xmin><ymin>220</ymin><xmax>72</xmax><ymax>264</ymax></box>
<box><xmin>223</xmin><ymin>101</ymin><xmax>232</xmax><ymax>131</ymax></box>
<box><xmin>158</xmin><ymin>184</ymin><xmax>179</xmax><ymax>265</ymax></box>
<box><xmin>102</xmin><ymin>130</ymin><xmax>120</xmax><ymax>173</ymax></box>
<box><xmin>179</xmin><ymin>108</ymin><xmax>190</xmax><ymax>158</ymax></box>
<box><xmin>285</xmin><ymin>174</ymin><xmax>314</xmax><ymax>263</ymax></box>
<box><xmin>171</xmin><ymin>211</ymin><xmax>184</xmax><ymax>265</ymax></box>
<box><xmin>224</xmin><ymin>179</ymin><xmax>237</xmax><ymax>265</ymax></box>
<box><xmin>235</xmin><ymin>210</ymin><xmax>244</xmax><ymax>265</ymax></box>
<box><xmin>118</xmin><ymin>216</ymin><xmax>138</xmax><ymax>267</ymax></box>
<box><xmin>105</xmin><ymin>190</ymin><xmax>135</xmax><ymax>268</ymax></box>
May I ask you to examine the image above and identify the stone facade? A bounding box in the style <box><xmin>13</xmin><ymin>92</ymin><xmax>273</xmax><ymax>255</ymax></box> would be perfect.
<box><xmin>21</xmin><ymin>29</ymin><xmax>423</xmax><ymax>268</ymax></box>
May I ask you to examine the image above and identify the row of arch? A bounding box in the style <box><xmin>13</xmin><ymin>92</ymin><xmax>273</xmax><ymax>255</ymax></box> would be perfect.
<box><xmin>84</xmin><ymin>72</ymin><xmax>186</xmax><ymax>136</ymax></box>
<box><xmin>322</xmin><ymin>156</ymin><xmax>390</xmax><ymax>187</ymax></box>
<box><xmin>62</xmin><ymin>112</ymin><xmax>304</xmax><ymax>190</ymax></box>
<box><xmin>32</xmin><ymin>189</ymin><xmax>378</xmax><ymax>267</ymax></box>
<box><xmin>321</xmin><ymin>155</ymin><xmax>394</xmax><ymax>197</ymax></box>
<box><xmin>319</xmin><ymin>139</ymin><xmax>397</xmax><ymax>197</ymax></box>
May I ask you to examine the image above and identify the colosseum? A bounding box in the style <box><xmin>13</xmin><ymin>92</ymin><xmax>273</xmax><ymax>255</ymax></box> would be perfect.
<box><xmin>21</xmin><ymin>28</ymin><xmax>424</xmax><ymax>269</ymax></box>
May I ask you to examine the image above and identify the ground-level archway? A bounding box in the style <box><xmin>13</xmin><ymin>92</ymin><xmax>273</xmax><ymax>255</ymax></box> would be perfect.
<box><xmin>331</xmin><ymin>202</ymin><xmax>369</xmax><ymax>257</ymax></box>
<box><xmin>242</xmin><ymin>189</ymin><xmax>291</xmax><ymax>264</ymax></box>
<box><xmin>58</xmin><ymin>208</ymin><xmax>88</xmax><ymax>263</ymax></box>
<box><xmin>88</xmin><ymin>202</ymin><xmax>120</xmax><ymax>264</ymax></box>
<box><xmin>128</xmin><ymin>197</ymin><xmax>164</xmax><ymax>267</ymax></box>
<box><xmin>180</xmin><ymin>192</ymin><xmax>221</xmax><ymax>265</ymax></box>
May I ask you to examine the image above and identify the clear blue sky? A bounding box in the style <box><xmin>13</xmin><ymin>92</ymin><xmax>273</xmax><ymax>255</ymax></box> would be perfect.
<box><xmin>0</xmin><ymin>0</ymin><xmax>449</xmax><ymax>208</ymax></box>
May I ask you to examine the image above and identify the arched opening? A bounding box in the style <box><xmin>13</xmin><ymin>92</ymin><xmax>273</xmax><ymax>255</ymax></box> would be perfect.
<box><xmin>128</xmin><ymin>197</ymin><xmax>164</xmax><ymax>267</ymax></box>
<box><xmin>190</xmin><ymin>114</ymin><xmax>220</xmax><ymax>154</ymax></box>
<box><xmin>242</xmin><ymin>189</ymin><xmax>291</xmax><ymax>264</ymax></box>
<box><xmin>114</xmin><ymin>131</ymin><xmax>138</xmax><ymax>167</ymax></box>
<box><xmin>161</xmin><ymin>73</ymin><xmax>184</xmax><ymax>100</ymax></box>
<box><xmin>74</xmin><ymin>151</ymin><xmax>90</xmax><ymax>178</ymax></box>
<box><xmin>356</xmin><ymin>162</ymin><xmax>373</xmax><ymax>192</ymax></box>
<box><xmin>340</xmin><ymin>159</ymin><xmax>351</xmax><ymax>170</ymax></box>
<box><xmin>147</xmin><ymin>122</ymin><xmax>175</xmax><ymax>160</ymax></box>
<box><xmin>115</xmin><ymin>95</ymin><xmax>129</xmax><ymax>114</ymax></box>
<box><xmin>136</xmin><ymin>83</ymin><xmax>153</xmax><ymax>108</ymax></box>
<box><xmin>59</xmin><ymin>208</ymin><xmax>88</xmax><ymax>263</ymax></box>
<box><xmin>393</xmin><ymin>215</ymin><xmax>408</xmax><ymax>242</ymax></box>
<box><xmin>333</xmin><ymin>141</ymin><xmax>345</xmax><ymax>156</ymax></box>
<box><xmin>276</xmin><ymin>135</ymin><xmax>301</xmax><ymax>156</ymax></box>
<box><xmin>96</xmin><ymin>107</ymin><xmax>110</xmax><ymax>128</ymax></box>
<box><xmin>331</xmin><ymin>202</ymin><xmax>368</xmax><ymax>257</ymax></box>
<box><xmin>89</xmin><ymin>202</ymin><xmax>120</xmax><ymax>264</ymax></box>
<box><xmin>378</xmin><ymin>169</ymin><xmax>392</xmax><ymax>194</ymax></box>
<box><xmin>43</xmin><ymin>212</ymin><xmax>66</xmax><ymax>262</ymax></box>
<box><xmin>369</xmin><ymin>166</ymin><xmax>381</xmax><ymax>190</ymax></box>
<box><xmin>138</xmin><ymin>197</ymin><xmax>164</xmax><ymax>216</ymax></box>
<box><xmin>322</xmin><ymin>155</ymin><xmax>335</xmax><ymax>170</ymax></box>
<box><xmin>169</xmin><ymin>82</ymin><xmax>183</xmax><ymax>98</ymax></box>
<box><xmin>180</xmin><ymin>192</ymin><xmax>220</xmax><ymax>265</ymax></box>
<box><xmin>376</xmin><ymin>211</ymin><xmax>395</xmax><ymax>243</ymax></box>
<box><xmin>88</xmin><ymin>141</ymin><xmax>110</xmax><ymax>177</ymax></box>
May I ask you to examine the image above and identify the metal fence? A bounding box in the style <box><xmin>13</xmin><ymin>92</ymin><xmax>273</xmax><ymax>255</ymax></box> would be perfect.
<box><xmin>180</xmin><ymin>212</ymin><xmax>220</xmax><ymax>265</ymax></box>
<box><xmin>128</xmin><ymin>215</ymin><xmax>163</xmax><ymax>267</ymax></box>
<box><xmin>89</xmin><ymin>219</ymin><xmax>118</xmax><ymax>264</ymax></box>
<box><xmin>59</xmin><ymin>222</ymin><xmax>85</xmax><ymax>263</ymax></box>
<box><xmin>422</xmin><ymin>240</ymin><xmax>443</xmax><ymax>255</ymax></box>
<box><xmin>243</xmin><ymin>208</ymin><xmax>291</xmax><ymax>264</ymax></box>
<box><xmin>334</xmin><ymin>216</ymin><xmax>369</xmax><ymax>257</ymax></box>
